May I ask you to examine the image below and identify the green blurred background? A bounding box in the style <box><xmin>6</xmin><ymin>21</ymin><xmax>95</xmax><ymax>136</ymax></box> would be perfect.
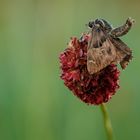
<box><xmin>0</xmin><ymin>0</ymin><xmax>140</xmax><ymax>140</ymax></box>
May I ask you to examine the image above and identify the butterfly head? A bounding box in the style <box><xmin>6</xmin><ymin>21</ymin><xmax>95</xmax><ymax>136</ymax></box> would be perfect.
<box><xmin>88</xmin><ymin>19</ymin><xmax>112</xmax><ymax>32</ymax></box>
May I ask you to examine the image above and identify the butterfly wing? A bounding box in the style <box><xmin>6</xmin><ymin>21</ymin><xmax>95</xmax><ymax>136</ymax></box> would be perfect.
<box><xmin>110</xmin><ymin>37</ymin><xmax>132</xmax><ymax>69</ymax></box>
<box><xmin>87</xmin><ymin>29</ymin><xmax>117</xmax><ymax>74</ymax></box>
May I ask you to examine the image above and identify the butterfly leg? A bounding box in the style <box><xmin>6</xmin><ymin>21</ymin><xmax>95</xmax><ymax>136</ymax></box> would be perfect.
<box><xmin>110</xmin><ymin>17</ymin><xmax>135</xmax><ymax>37</ymax></box>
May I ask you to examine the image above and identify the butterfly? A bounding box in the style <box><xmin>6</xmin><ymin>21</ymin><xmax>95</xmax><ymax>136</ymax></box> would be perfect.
<box><xmin>87</xmin><ymin>17</ymin><xmax>134</xmax><ymax>74</ymax></box>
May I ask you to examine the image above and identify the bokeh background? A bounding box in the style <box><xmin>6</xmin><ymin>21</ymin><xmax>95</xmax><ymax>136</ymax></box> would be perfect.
<box><xmin>0</xmin><ymin>0</ymin><xmax>140</xmax><ymax>140</ymax></box>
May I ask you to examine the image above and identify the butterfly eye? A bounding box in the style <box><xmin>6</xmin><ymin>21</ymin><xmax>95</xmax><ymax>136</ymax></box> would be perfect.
<box><xmin>88</xmin><ymin>21</ymin><xmax>94</xmax><ymax>28</ymax></box>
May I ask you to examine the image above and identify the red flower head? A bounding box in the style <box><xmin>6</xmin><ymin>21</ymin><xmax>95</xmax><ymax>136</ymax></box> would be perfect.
<box><xmin>59</xmin><ymin>34</ymin><xmax>120</xmax><ymax>105</ymax></box>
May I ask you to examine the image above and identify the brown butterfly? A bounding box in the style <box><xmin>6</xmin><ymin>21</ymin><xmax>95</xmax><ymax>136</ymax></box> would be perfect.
<box><xmin>87</xmin><ymin>17</ymin><xmax>134</xmax><ymax>74</ymax></box>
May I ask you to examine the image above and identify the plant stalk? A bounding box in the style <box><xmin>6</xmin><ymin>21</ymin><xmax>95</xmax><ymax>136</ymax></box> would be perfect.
<box><xmin>100</xmin><ymin>103</ymin><xmax>114</xmax><ymax>140</ymax></box>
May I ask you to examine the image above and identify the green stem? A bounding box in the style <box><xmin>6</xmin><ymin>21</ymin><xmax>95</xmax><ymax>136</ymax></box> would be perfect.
<box><xmin>100</xmin><ymin>103</ymin><xmax>114</xmax><ymax>140</ymax></box>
